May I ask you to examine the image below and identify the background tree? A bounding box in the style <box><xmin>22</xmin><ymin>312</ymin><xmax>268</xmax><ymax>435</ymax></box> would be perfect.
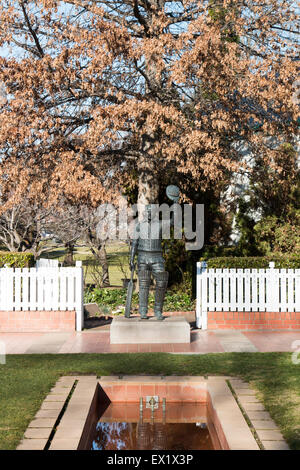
<box><xmin>0</xmin><ymin>198</ymin><xmax>51</xmax><ymax>257</ymax></box>
<box><xmin>234</xmin><ymin>143</ymin><xmax>300</xmax><ymax>255</ymax></box>
<box><xmin>45</xmin><ymin>200</ymin><xmax>111</xmax><ymax>285</ymax></box>
<box><xmin>44</xmin><ymin>203</ymin><xmax>85</xmax><ymax>265</ymax></box>
<box><xmin>0</xmin><ymin>0</ymin><xmax>298</xmax><ymax>214</ymax></box>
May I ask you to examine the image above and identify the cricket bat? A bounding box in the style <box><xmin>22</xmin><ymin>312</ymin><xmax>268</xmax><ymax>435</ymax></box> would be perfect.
<box><xmin>125</xmin><ymin>265</ymin><xmax>135</xmax><ymax>318</ymax></box>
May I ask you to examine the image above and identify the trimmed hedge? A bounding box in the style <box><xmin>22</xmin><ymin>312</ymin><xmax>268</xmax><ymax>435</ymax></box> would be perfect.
<box><xmin>199</xmin><ymin>255</ymin><xmax>300</xmax><ymax>269</ymax></box>
<box><xmin>0</xmin><ymin>252</ymin><xmax>35</xmax><ymax>268</ymax></box>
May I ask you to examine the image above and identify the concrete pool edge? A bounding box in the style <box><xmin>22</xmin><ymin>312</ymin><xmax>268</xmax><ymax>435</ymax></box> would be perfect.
<box><xmin>17</xmin><ymin>375</ymin><xmax>289</xmax><ymax>451</ymax></box>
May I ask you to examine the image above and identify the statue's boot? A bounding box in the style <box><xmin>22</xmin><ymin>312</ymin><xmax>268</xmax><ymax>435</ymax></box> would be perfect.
<box><xmin>138</xmin><ymin>270</ymin><xmax>151</xmax><ymax>319</ymax></box>
<box><xmin>153</xmin><ymin>271</ymin><xmax>169</xmax><ymax>320</ymax></box>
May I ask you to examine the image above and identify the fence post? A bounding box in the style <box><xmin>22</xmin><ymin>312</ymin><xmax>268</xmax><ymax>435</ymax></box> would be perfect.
<box><xmin>5</xmin><ymin>268</ymin><xmax>14</xmax><ymax>311</ymax></box>
<box><xmin>196</xmin><ymin>261</ymin><xmax>207</xmax><ymax>329</ymax></box>
<box><xmin>75</xmin><ymin>260</ymin><xmax>84</xmax><ymax>331</ymax></box>
<box><xmin>267</xmin><ymin>262</ymin><xmax>277</xmax><ymax>312</ymax></box>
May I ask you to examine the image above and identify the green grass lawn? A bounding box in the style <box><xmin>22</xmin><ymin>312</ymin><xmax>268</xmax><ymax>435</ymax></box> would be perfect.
<box><xmin>40</xmin><ymin>241</ymin><xmax>130</xmax><ymax>286</ymax></box>
<box><xmin>0</xmin><ymin>353</ymin><xmax>299</xmax><ymax>450</ymax></box>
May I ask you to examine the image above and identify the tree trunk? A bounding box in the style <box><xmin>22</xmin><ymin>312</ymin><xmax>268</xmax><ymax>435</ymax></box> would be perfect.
<box><xmin>99</xmin><ymin>244</ymin><xmax>110</xmax><ymax>287</ymax></box>
<box><xmin>90</xmin><ymin>242</ymin><xmax>110</xmax><ymax>287</ymax></box>
<box><xmin>63</xmin><ymin>242</ymin><xmax>74</xmax><ymax>266</ymax></box>
<box><xmin>136</xmin><ymin>1</ymin><xmax>163</xmax><ymax>209</ymax></box>
<box><xmin>137</xmin><ymin>152</ymin><xmax>160</xmax><ymax>207</ymax></box>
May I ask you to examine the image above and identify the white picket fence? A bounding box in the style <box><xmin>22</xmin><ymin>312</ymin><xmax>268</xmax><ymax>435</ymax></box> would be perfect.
<box><xmin>196</xmin><ymin>261</ymin><xmax>300</xmax><ymax>329</ymax></box>
<box><xmin>0</xmin><ymin>261</ymin><xmax>84</xmax><ymax>331</ymax></box>
<box><xmin>36</xmin><ymin>258</ymin><xmax>59</xmax><ymax>268</ymax></box>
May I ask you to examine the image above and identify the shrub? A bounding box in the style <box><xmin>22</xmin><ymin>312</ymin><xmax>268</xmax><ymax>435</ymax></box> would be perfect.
<box><xmin>84</xmin><ymin>287</ymin><xmax>130</xmax><ymax>306</ymax></box>
<box><xmin>162</xmin><ymin>237</ymin><xmax>190</xmax><ymax>285</ymax></box>
<box><xmin>163</xmin><ymin>291</ymin><xmax>195</xmax><ymax>311</ymax></box>
<box><xmin>200</xmin><ymin>244</ymin><xmax>241</xmax><ymax>258</ymax></box>
<box><xmin>0</xmin><ymin>251</ymin><xmax>35</xmax><ymax>268</ymax></box>
<box><xmin>84</xmin><ymin>283</ymin><xmax>195</xmax><ymax>312</ymax></box>
<box><xmin>199</xmin><ymin>255</ymin><xmax>300</xmax><ymax>269</ymax></box>
<box><xmin>254</xmin><ymin>215</ymin><xmax>300</xmax><ymax>255</ymax></box>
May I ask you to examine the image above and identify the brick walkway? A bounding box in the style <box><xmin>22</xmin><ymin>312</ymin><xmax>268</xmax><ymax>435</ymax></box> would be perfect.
<box><xmin>1</xmin><ymin>329</ymin><xmax>299</xmax><ymax>354</ymax></box>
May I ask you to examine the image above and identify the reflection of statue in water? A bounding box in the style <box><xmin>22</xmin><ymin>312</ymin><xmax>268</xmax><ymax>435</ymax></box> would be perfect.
<box><xmin>129</xmin><ymin>186</ymin><xmax>180</xmax><ymax>320</ymax></box>
<box><xmin>136</xmin><ymin>423</ymin><xmax>167</xmax><ymax>450</ymax></box>
<box><xmin>152</xmin><ymin>423</ymin><xmax>168</xmax><ymax>450</ymax></box>
<box><xmin>136</xmin><ymin>422</ymin><xmax>151</xmax><ymax>450</ymax></box>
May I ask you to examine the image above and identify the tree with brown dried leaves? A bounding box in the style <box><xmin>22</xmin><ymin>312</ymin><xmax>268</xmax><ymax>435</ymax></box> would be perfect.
<box><xmin>0</xmin><ymin>0</ymin><xmax>298</xmax><ymax>210</ymax></box>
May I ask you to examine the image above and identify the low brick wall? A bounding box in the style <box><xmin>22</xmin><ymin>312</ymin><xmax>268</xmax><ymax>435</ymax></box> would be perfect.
<box><xmin>207</xmin><ymin>311</ymin><xmax>300</xmax><ymax>330</ymax></box>
<box><xmin>0</xmin><ymin>310</ymin><xmax>76</xmax><ymax>332</ymax></box>
<box><xmin>98</xmin><ymin>376</ymin><xmax>207</xmax><ymax>403</ymax></box>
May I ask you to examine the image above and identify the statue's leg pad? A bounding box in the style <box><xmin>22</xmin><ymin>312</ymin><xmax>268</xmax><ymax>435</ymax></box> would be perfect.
<box><xmin>138</xmin><ymin>269</ymin><xmax>151</xmax><ymax>318</ymax></box>
<box><xmin>153</xmin><ymin>271</ymin><xmax>169</xmax><ymax>320</ymax></box>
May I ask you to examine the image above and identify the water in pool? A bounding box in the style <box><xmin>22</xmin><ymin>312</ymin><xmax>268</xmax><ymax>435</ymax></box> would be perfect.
<box><xmin>91</xmin><ymin>421</ymin><xmax>214</xmax><ymax>450</ymax></box>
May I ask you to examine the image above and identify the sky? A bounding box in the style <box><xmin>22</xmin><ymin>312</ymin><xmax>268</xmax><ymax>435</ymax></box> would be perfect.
<box><xmin>0</xmin><ymin>0</ymin><xmax>299</xmax><ymax>60</ymax></box>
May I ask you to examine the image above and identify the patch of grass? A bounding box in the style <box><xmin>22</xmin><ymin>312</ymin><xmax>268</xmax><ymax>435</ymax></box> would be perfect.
<box><xmin>40</xmin><ymin>242</ymin><xmax>130</xmax><ymax>286</ymax></box>
<box><xmin>0</xmin><ymin>353</ymin><xmax>299</xmax><ymax>450</ymax></box>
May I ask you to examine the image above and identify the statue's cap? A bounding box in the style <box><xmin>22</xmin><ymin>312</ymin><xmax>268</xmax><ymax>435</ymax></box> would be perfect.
<box><xmin>166</xmin><ymin>185</ymin><xmax>180</xmax><ymax>201</ymax></box>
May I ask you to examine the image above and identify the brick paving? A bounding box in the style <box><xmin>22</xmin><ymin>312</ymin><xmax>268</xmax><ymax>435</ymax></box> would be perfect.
<box><xmin>0</xmin><ymin>328</ymin><xmax>299</xmax><ymax>354</ymax></box>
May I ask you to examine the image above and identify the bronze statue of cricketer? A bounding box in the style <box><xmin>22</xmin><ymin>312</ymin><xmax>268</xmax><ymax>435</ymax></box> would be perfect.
<box><xmin>128</xmin><ymin>185</ymin><xmax>180</xmax><ymax>320</ymax></box>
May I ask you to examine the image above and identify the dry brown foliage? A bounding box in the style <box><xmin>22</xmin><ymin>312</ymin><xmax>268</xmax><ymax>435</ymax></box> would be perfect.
<box><xmin>0</xmin><ymin>1</ymin><xmax>298</xmax><ymax>209</ymax></box>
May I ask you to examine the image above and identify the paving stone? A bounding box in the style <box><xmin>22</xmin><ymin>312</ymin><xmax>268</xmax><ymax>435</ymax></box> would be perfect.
<box><xmin>74</xmin><ymin>388</ymin><xmax>96</xmax><ymax>396</ymax></box>
<box><xmin>217</xmin><ymin>409</ymin><xmax>249</xmax><ymax>423</ymax></box>
<box><xmin>207</xmin><ymin>377</ymin><xmax>231</xmax><ymax>397</ymax></box>
<box><xmin>49</xmin><ymin>439</ymin><xmax>79</xmax><ymax>450</ymax></box>
<box><xmin>77</xmin><ymin>376</ymin><xmax>97</xmax><ymax>381</ymax></box>
<box><xmin>229</xmin><ymin>380</ymin><xmax>250</xmax><ymax>388</ymax></box>
<box><xmin>213</xmin><ymin>331</ymin><xmax>258</xmax><ymax>352</ymax></box>
<box><xmin>262</xmin><ymin>440</ymin><xmax>290</xmax><ymax>450</ymax></box>
<box><xmin>40</xmin><ymin>401</ymin><xmax>63</xmax><ymax>410</ymax></box>
<box><xmin>28</xmin><ymin>418</ymin><xmax>56</xmax><ymax>428</ymax></box>
<box><xmin>220</xmin><ymin>423</ymin><xmax>259</xmax><ymax>450</ymax></box>
<box><xmin>238</xmin><ymin>395</ymin><xmax>261</xmax><ymax>404</ymax></box>
<box><xmin>241</xmin><ymin>402</ymin><xmax>266</xmax><ymax>411</ymax></box>
<box><xmin>251</xmin><ymin>419</ymin><xmax>279</xmax><ymax>430</ymax></box>
<box><xmin>50</xmin><ymin>387</ymin><xmax>71</xmax><ymax>395</ymax></box>
<box><xmin>75</xmin><ymin>381</ymin><xmax>97</xmax><ymax>388</ymax></box>
<box><xmin>256</xmin><ymin>429</ymin><xmax>284</xmax><ymax>441</ymax></box>
<box><xmin>57</xmin><ymin>377</ymin><xmax>76</xmax><ymax>385</ymax></box>
<box><xmin>66</xmin><ymin>397</ymin><xmax>92</xmax><ymax>406</ymax></box>
<box><xmin>58</xmin><ymin>417</ymin><xmax>86</xmax><ymax>429</ymax></box>
<box><xmin>208</xmin><ymin>377</ymin><xmax>259</xmax><ymax>450</ymax></box>
<box><xmin>234</xmin><ymin>388</ymin><xmax>256</xmax><ymax>395</ymax></box>
<box><xmin>25</xmin><ymin>333</ymin><xmax>72</xmax><ymax>354</ymax></box>
<box><xmin>35</xmin><ymin>409</ymin><xmax>61</xmax><ymax>419</ymax></box>
<box><xmin>246</xmin><ymin>411</ymin><xmax>272</xmax><ymax>420</ymax></box>
<box><xmin>232</xmin><ymin>383</ymin><xmax>253</xmax><ymax>389</ymax></box>
<box><xmin>226</xmin><ymin>435</ymin><xmax>259</xmax><ymax>450</ymax></box>
<box><xmin>4</xmin><ymin>330</ymin><xmax>300</xmax><ymax>354</ymax></box>
<box><xmin>17</xmin><ymin>439</ymin><xmax>48</xmax><ymax>450</ymax></box>
<box><xmin>54</xmin><ymin>426</ymin><xmax>83</xmax><ymax>440</ymax></box>
<box><xmin>44</xmin><ymin>394</ymin><xmax>66</xmax><ymax>402</ymax></box>
<box><xmin>24</xmin><ymin>427</ymin><xmax>52</xmax><ymax>439</ymax></box>
<box><xmin>63</xmin><ymin>398</ymin><xmax>93</xmax><ymax>418</ymax></box>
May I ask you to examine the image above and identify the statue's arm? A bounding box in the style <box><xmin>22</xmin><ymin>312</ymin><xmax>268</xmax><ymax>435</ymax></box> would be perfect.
<box><xmin>170</xmin><ymin>202</ymin><xmax>180</xmax><ymax>227</ymax></box>
<box><xmin>166</xmin><ymin>187</ymin><xmax>180</xmax><ymax>227</ymax></box>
